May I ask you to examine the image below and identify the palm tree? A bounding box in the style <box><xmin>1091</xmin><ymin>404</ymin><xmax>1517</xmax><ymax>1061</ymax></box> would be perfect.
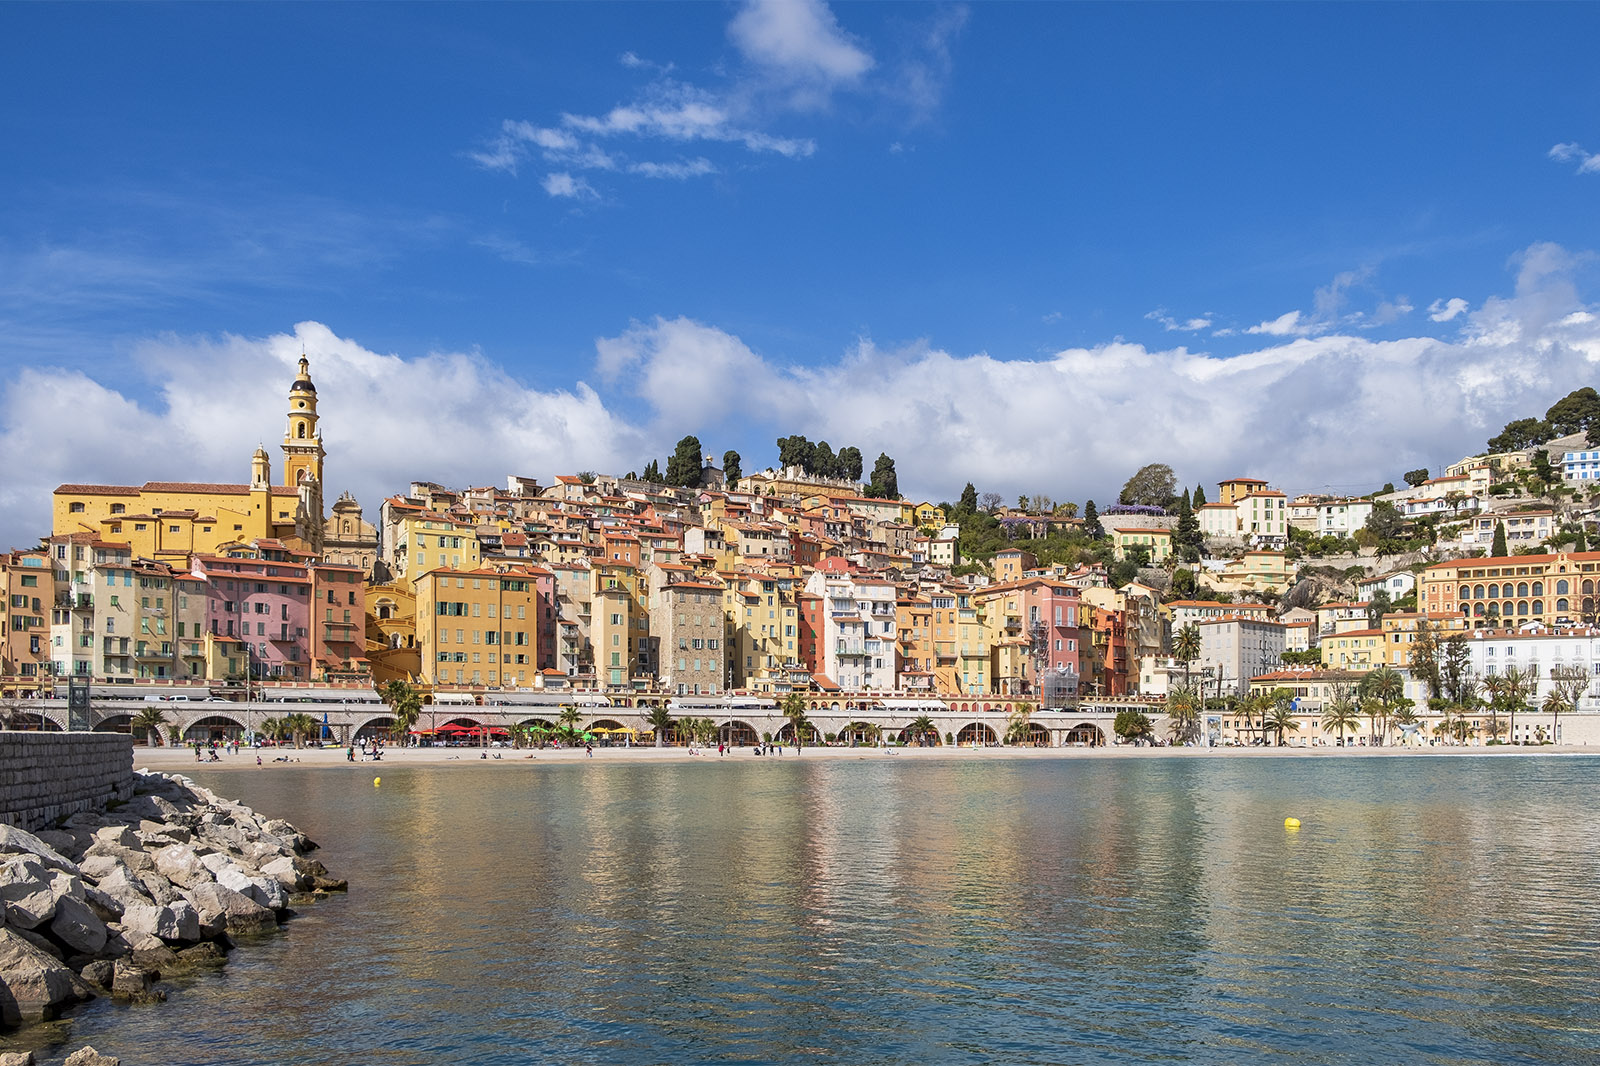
<box><xmin>558</xmin><ymin>704</ymin><xmax>582</xmax><ymax>733</ymax></box>
<box><xmin>1165</xmin><ymin>684</ymin><xmax>1202</xmax><ymax>745</ymax></box>
<box><xmin>910</xmin><ymin>714</ymin><xmax>937</xmax><ymax>746</ymax></box>
<box><xmin>285</xmin><ymin>712</ymin><xmax>317</xmax><ymax>749</ymax></box>
<box><xmin>1390</xmin><ymin>699</ymin><xmax>1419</xmax><ymax>744</ymax></box>
<box><xmin>645</xmin><ymin>703</ymin><xmax>675</xmax><ymax>747</ymax></box>
<box><xmin>1265</xmin><ymin>693</ymin><xmax>1300</xmax><ymax>746</ymax></box>
<box><xmin>259</xmin><ymin>716</ymin><xmax>285</xmax><ymax>745</ymax></box>
<box><xmin>382</xmin><ymin>680</ymin><xmax>422</xmax><ymax>744</ymax></box>
<box><xmin>1321</xmin><ymin>686</ymin><xmax>1361</xmax><ymax>746</ymax></box>
<box><xmin>1479</xmin><ymin>673</ymin><xmax>1506</xmax><ymax>740</ymax></box>
<box><xmin>1500</xmin><ymin>665</ymin><xmax>1537</xmax><ymax>744</ymax></box>
<box><xmin>781</xmin><ymin>691</ymin><xmax>810</xmax><ymax>749</ymax></box>
<box><xmin>1173</xmin><ymin>625</ymin><xmax>1201</xmax><ymax>690</ymax></box>
<box><xmin>1004</xmin><ymin>703</ymin><xmax>1034</xmax><ymax>745</ymax></box>
<box><xmin>1363</xmin><ymin>666</ymin><xmax>1405</xmax><ymax>744</ymax></box>
<box><xmin>133</xmin><ymin>705</ymin><xmax>168</xmax><ymax>747</ymax></box>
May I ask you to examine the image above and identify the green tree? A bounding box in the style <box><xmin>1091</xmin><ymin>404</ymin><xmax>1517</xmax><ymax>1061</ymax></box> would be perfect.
<box><xmin>837</xmin><ymin>445</ymin><xmax>863</xmax><ymax>482</ymax></box>
<box><xmin>1173</xmin><ymin>624</ymin><xmax>1201</xmax><ymax>691</ymax></box>
<box><xmin>382</xmin><ymin>679</ymin><xmax>422</xmax><ymax>742</ymax></box>
<box><xmin>1165</xmin><ymin>684</ymin><xmax>1202</xmax><ymax>745</ymax></box>
<box><xmin>1005</xmin><ymin>703</ymin><xmax>1036</xmax><ymax>744</ymax></box>
<box><xmin>722</xmin><ymin>450</ymin><xmax>742</xmax><ymax>485</ymax></box>
<box><xmin>1173</xmin><ymin>492</ymin><xmax>1202</xmax><ymax>562</ymax></box>
<box><xmin>558</xmin><ymin>703</ymin><xmax>582</xmax><ymax>734</ymax></box>
<box><xmin>133</xmin><ymin>706</ymin><xmax>168</xmax><ymax>747</ymax></box>
<box><xmin>1403</xmin><ymin>468</ymin><xmax>1430</xmax><ymax>487</ymax></box>
<box><xmin>812</xmin><ymin>441</ymin><xmax>838</xmax><ymax>479</ymax></box>
<box><xmin>1119</xmin><ymin>463</ymin><xmax>1177</xmax><ymax>508</ymax></box>
<box><xmin>958</xmin><ymin>482</ymin><xmax>978</xmax><ymax>515</ymax></box>
<box><xmin>1547</xmin><ymin>387</ymin><xmax>1600</xmax><ymax>437</ymax></box>
<box><xmin>866</xmin><ymin>453</ymin><xmax>899</xmax><ymax>499</ymax></box>
<box><xmin>1364</xmin><ymin>501</ymin><xmax>1406</xmax><ymax>543</ymax></box>
<box><xmin>1265</xmin><ymin>690</ymin><xmax>1300</xmax><ymax>746</ymax></box>
<box><xmin>645</xmin><ymin>703</ymin><xmax>675</xmax><ymax>747</ymax></box>
<box><xmin>782</xmin><ymin>691</ymin><xmax>811</xmax><ymax>748</ymax></box>
<box><xmin>285</xmin><ymin>712</ymin><xmax>317</xmax><ymax>748</ymax></box>
<box><xmin>1362</xmin><ymin>665</ymin><xmax>1406</xmax><ymax>743</ymax></box>
<box><xmin>1547</xmin><ymin>665</ymin><xmax>1589</xmax><ymax>745</ymax></box>
<box><xmin>1192</xmin><ymin>484</ymin><xmax>1207</xmax><ymax>507</ymax></box>
<box><xmin>1170</xmin><ymin>568</ymin><xmax>1199</xmax><ymax>599</ymax></box>
<box><xmin>640</xmin><ymin>459</ymin><xmax>663</xmax><ymax>483</ymax></box>
<box><xmin>1321</xmin><ymin>686</ymin><xmax>1361</xmax><ymax>745</ymax></box>
<box><xmin>1113</xmin><ymin>708</ymin><xmax>1154</xmax><ymax>744</ymax></box>
<box><xmin>576</xmin><ymin>470</ymin><xmax>598</xmax><ymax>485</ymax></box>
<box><xmin>1489</xmin><ymin>416</ymin><xmax>1553</xmax><ymax>453</ymax></box>
<box><xmin>1408</xmin><ymin>619</ymin><xmax>1444</xmax><ymax>700</ymax></box>
<box><xmin>909</xmin><ymin>714</ymin><xmax>937</xmax><ymax>746</ymax></box>
<box><xmin>1497</xmin><ymin>664</ymin><xmax>1537</xmax><ymax>743</ymax></box>
<box><xmin>666</xmin><ymin>435</ymin><xmax>705</xmax><ymax>487</ymax></box>
<box><xmin>1366</xmin><ymin>588</ymin><xmax>1393</xmax><ymax>628</ymax></box>
<box><xmin>1491</xmin><ymin>520</ymin><xmax>1508</xmax><ymax>557</ymax></box>
<box><xmin>1083</xmin><ymin>500</ymin><xmax>1103</xmax><ymax>539</ymax></box>
<box><xmin>1530</xmin><ymin>449</ymin><xmax>1556</xmax><ymax>495</ymax></box>
<box><xmin>777</xmin><ymin>434</ymin><xmax>814</xmax><ymax>472</ymax></box>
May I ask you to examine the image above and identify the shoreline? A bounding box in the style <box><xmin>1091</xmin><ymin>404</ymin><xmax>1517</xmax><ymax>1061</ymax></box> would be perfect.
<box><xmin>139</xmin><ymin>740</ymin><xmax>1600</xmax><ymax>771</ymax></box>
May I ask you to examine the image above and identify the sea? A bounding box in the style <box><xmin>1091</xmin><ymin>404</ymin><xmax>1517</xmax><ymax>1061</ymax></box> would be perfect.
<box><xmin>19</xmin><ymin>753</ymin><xmax>1600</xmax><ymax>1065</ymax></box>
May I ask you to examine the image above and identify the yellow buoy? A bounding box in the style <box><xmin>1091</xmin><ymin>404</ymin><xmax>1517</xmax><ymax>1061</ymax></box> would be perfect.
<box><xmin>374</xmin><ymin>777</ymin><xmax>381</xmax><ymax>787</ymax></box>
<box><xmin>1284</xmin><ymin>817</ymin><xmax>1300</xmax><ymax>829</ymax></box>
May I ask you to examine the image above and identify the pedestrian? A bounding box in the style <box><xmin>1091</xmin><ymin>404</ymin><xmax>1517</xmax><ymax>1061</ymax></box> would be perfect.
<box><xmin>347</xmin><ymin>745</ymin><xmax>355</xmax><ymax>763</ymax></box>
<box><xmin>585</xmin><ymin>743</ymin><xmax>593</xmax><ymax>757</ymax></box>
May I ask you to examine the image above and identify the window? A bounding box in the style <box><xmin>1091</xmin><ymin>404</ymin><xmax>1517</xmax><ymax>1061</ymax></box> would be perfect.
<box><xmin>69</xmin><ymin>502</ymin><xmax>85</xmax><ymax>513</ymax></box>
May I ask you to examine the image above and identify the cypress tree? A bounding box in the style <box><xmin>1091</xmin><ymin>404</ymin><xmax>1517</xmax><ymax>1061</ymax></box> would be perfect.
<box><xmin>1193</xmin><ymin>484</ymin><xmax>1207</xmax><ymax>507</ymax></box>
<box><xmin>1491</xmin><ymin>521</ymin><xmax>1508</xmax><ymax>558</ymax></box>
<box><xmin>1084</xmin><ymin>500</ymin><xmax>1103</xmax><ymax>539</ymax></box>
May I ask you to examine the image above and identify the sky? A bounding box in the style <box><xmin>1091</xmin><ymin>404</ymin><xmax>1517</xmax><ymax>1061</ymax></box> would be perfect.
<box><xmin>3</xmin><ymin>1</ymin><xmax>1600</xmax><ymax>549</ymax></box>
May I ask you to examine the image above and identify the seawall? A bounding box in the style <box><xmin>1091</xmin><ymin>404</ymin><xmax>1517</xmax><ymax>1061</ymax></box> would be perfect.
<box><xmin>0</xmin><ymin>733</ymin><xmax>135</xmax><ymax>831</ymax></box>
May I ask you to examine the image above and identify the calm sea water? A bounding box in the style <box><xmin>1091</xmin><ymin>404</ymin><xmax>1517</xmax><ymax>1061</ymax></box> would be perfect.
<box><xmin>21</xmin><ymin>754</ymin><xmax>1600</xmax><ymax>1065</ymax></box>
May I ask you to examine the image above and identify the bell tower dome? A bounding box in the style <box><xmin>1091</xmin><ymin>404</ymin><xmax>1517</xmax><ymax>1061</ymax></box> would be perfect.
<box><xmin>282</xmin><ymin>353</ymin><xmax>326</xmax><ymax>490</ymax></box>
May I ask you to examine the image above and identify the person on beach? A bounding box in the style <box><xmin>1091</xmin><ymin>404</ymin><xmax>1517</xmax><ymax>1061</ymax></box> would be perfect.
<box><xmin>347</xmin><ymin>745</ymin><xmax>356</xmax><ymax>763</ymax></box>
<box><xmin>585</xmin><ymin>743</ymin><xmax>593</xmax><ymax>757</ymax></box>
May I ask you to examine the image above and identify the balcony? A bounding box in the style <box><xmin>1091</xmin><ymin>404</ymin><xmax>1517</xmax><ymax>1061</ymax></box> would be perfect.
<box><xmin>835</xmin><ymin>643</ymin><xmax>867</xmax><ymax>657</ymax></box>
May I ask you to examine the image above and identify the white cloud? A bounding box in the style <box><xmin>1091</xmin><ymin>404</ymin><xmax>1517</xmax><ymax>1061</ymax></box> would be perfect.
<box><xmin>1429</xmin><ymin>297</ymin><xmax>1470</xmax><ymax>322</ymax></box>
<box><xmin>728</xmin><ymin>0</ymin><xmax>874</xmax><ymax>87</ymax></box>
<box><xmin>1146</xmin><ymin>309</ymin><xmax>1213</xmax><ymax>332</ymax></box>
<box><xmin>471</xmin><ymin>0</ymin><xmax>956</xmax><ymax>196</ymax></box>
<box><xmin>1550</xmin><ymin>142</ymin><xmax>1600</xmax><ymax>175</ymax></box>
<box><xmin>1246</xmin><ymin>310</ymin><xmax>1310</xmax><ymax>337</ymax></box>
<box><xmin>10</xmin><ymin>242</ymin><xmax>1597</xmax><ymax>550</ymax></box>
<box><xmin>541</xmin><ymin>172</ymin><xmax>597</xmax><ymax>199</ymax></box>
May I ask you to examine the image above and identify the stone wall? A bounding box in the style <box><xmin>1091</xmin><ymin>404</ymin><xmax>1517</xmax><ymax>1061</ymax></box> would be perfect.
<box><xmin>0</xmin><ymin>733</ymin><xmax>134</xmax><ymax>832</ymax></box>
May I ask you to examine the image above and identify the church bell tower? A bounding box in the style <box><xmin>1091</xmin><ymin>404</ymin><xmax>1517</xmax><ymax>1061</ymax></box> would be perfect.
<box><xmin>282</xmin><ymin>353</ymin><xmax>326</xmax><ymax>490</ymax></box>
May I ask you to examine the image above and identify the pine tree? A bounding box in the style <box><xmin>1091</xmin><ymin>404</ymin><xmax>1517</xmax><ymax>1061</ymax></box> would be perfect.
<box><xmin>722</xmin><ymin>450</ymin><xmax>742</xmax><ymax>485</ymax></box>
<box><xmin>837</xmin><ymin>446</ymin><xmax>863</xmax><ymax>482</ymax></box>
<box><xmin>866</xmin><ymin>453</ymin><xmax>899</xmax><ymax>499</ymax></box>
<box><xmin>1084</xmin><ymin>499</ymin><xmax>1103</xmax><ymax>539</ymax></box>
<box><xmin>665</xmin><ymin>435</ymin><xmax>704</xmax><ymax>487</ymax></box>
<box><xmin>1492</xmin><ymin>521</ymin><xmax>1508</xmax><ymax>558</ymax></box>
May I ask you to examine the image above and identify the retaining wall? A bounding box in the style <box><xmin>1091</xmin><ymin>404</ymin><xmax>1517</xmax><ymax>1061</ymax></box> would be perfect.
<box><xmin>0</xmin><ymin>733</ymin><xmax>135</xmax><ymax>831</ymax></box>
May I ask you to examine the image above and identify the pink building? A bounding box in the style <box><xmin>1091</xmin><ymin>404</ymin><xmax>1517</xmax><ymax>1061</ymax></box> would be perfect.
<box><xmin>193</xmin><ymin>549</ymin><xmax>313</xmax><ymax>680</ymax></box>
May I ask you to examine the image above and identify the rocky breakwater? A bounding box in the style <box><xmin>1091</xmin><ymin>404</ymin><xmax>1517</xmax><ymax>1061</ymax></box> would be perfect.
<box><xmin>0</xmin><ymin>769</ymin><xmax>344</xmax><ymax>1031</ymax></box>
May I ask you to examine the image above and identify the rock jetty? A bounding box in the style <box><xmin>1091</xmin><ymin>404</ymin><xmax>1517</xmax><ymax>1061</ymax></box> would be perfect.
<box><xmin>0</xmin><ymin>769</ymin><xmax>343</xmax><ymax>1032</ymax></box>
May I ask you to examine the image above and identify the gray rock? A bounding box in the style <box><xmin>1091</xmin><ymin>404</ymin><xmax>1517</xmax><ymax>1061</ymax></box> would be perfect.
<box><xmin>82</xmin><ymin>842</ymin><xmax>153</xmax><ymax>875</ymax></box>
<box><xmin>152</xmin><ymin>845</ymin><xmax>210</xmax><ymax>890</ymax></box>
<box><xmin>49</xmin><ymin>896</ymin><xmax>107</xmax><ymax>956</ymax></box>
<box><xmin>0</xmin><ymin>826</ymin><xmax>80</xmax><ymax>877</ymax></box>
<box><xmin>93</xmin><ymin>866</ymin><xmax>154</xmax><ymax>912</ymax></box>
<box><xmin>77</xmin><ymin>958</ymin><xmax>115</xmax><ymax>990</ymax></box>
<box><xmin>92</xmin><ymin>825</ymin><xmax>138</xmax><ymax>849</ymax></box>
<box><xmin>63</xmin><ymin>1047</ymin><xmax>120</xmax><ymax>1066</ymax></box>
<box><xmin>0</xmin><ymin>927</ymin><xmax>94</xmax><ymax>1025</ymax></box>
<box><xmin>118</xmin><ymin>901</ymin><xmax>197</xmax><ymax>943</ymax></box>
<box><xmin>110</xmin><ymin>957</ymin><xmax>151</xmax><ymax>998</ymax></box>
<box><xmin>186</xmin><ymin>882</ymin><xmax>276</xmax><ymax>934</ymax></box>
<box><xmin>0</xmin><ymin>1049</ymin><xmax>35</xmax><ymax>1065</ymax></box>
<box><xmin>82</xmin><ymin>885</ymin><xmax>125</xmax><ymax>923</ymax></box>
<box><xmin>164</xmin><ymin>900</ymin><xmax>201</xmax><ymax>943</ymax></box>
<box><xmin>139</xmin><ymin>872</ymin><xmax>183</xmax><ymax>908</ymax></box>
<box><xmin>34</xmin><ymin>830</ymin><xmax>87</xmax><ymax>862</ymax></box>
<box><xmin>10</xmin><ymin>928</ymin><xmax>61</xmax><ymax>961</ymax></box>
<box><xmin>0</xmin><ymin>858</ymin><xmax>58</xmax><ymax>929</ymax></box>
<box><xmin>260</xmin><ymin>855</ymin><xmax>308</xmax><ymax>891</ymax></box>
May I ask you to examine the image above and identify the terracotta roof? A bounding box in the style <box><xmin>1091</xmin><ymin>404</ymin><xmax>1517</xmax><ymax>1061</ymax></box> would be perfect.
<box><xmin>55</xmin><ymin>484</ymin><xmax>142</xmax><ymax>495</ymax></box>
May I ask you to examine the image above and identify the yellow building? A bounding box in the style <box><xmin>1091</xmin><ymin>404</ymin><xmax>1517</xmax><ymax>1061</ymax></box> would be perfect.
<box><xmin>1420</xmin><ymin>550</ymin><xmax>1600</xmax><ymax>628</ymax></box>
<box><xmin>1379</xmin><ymin>611</ymin><xmax>1470</xmax><ymax>668</ymax></box>
<box><xmin>53</xmin><ymin>356</ymin><xmax>329</xmax><ymax>558</ymax></box>
<box><xmin>1320</xmin><ymin>628</ymin><xmax>1384</xmax><ymax>672</ymax></box>
<box><xmin>723</xmin><ymin>573</ymin><xmax>800</xmax><ymax>692</ymax></box>
<box><xmin>954</xmin><ymin>590</ymin><xmax>991</xmax><ymax>694</ymax></box>
<box><xmin>1112</xmin><ymin>527</ymin><xmax>1172</xmax><ymax>564</ymax></box>
<box><xmin>912</xmin><ymin>502</ymin><xmax>948</xmax><ymax>530</ymax></box>
<box><xmin>1218</xmin><ymin>477</ymin><xmax>1270</xmax><ymax>506</ymax></box>
<box><xmin>415</xmin><ymin>566</ymin><xmax>541</xmax><ymax>688</ymax></box>
<box><xmin>392</xmin><ymin>513</ymin><xmax>482</xmax><ymax>589</ymax></box>
<box><xmin>593</xmin><ymin>561</ymin><xmax>647</xmax><ymax>689</ymax></box>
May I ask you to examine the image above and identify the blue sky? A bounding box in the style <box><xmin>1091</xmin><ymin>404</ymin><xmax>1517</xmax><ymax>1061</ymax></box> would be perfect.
<box><xmin>4</xmin><ymin>2</ymin><xmax>1600</xmax><ymax>547</ymax></box>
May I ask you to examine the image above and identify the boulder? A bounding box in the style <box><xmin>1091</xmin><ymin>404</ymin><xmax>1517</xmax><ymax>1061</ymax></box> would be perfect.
<box><xmin>259</xmin><ymin>856</ymin><xmax>308</xmax><ymax>892</ymax></box>
<box><xmin>118</xmin><ymin>902</ymin><xmax>198</xmax><ymax>944</ymax></box>
<box><xmin>64</xmin><ymin>1048</ymin><xmax>120</xmax><ymax>1066</ymax></box>
<box><xmin>49</xmin><ymin>896</ymin><xmax>107</xmax><ymax>956</ymax></box>
<box><xmin>164</xmin><ymin>900</ymin><xmax>201</xmax><ymax>943</ymax></box>
<box><xmin>0</xmin><ymin>828</ymin><xmax>79</xmax><ymax>877</ymax></box>
<box><xmin>9</xmin><ymin>929</ymin><xmax>60</xmax><ymax>961</ymax></box>
<box><xmin>82</xmin><ymin>842</ymin><xmax>152</xmax><ymax>875</ymax></box>
<box><xmin>110</xmin><ymin>958</ymin><xmax>151</xmax><ymax>998</ymax></box>
<box><xmin>83</xmin><ymin>885</ymin><xmax>125</xmax><ymax>923</ymax></box>
<box><xmin>0</xmin><ymin>858</ymin><xmax>57</xmax><ymax>929</ymax></box>
<box><xmin>34</xmin><ymin>830</ymin><xmax>86</xmax><ymax>862</ymax></box>
<box><xmin>77</xmin><ymin>958</ymin><xmax>115</xmax><ymax>990</ymax></box>
<box><xmin>92</xmin><ymin>825</ymin><xmax>138</xmax><ymax>849</ymax></box>
<box><xmin>0</xmin><ymin>1050</ymin><xmax>34</xmax><ymax>1065</ymax></box>
<box><xmin>93</xmin><ymin>866</ymin><xmax>154</xmax><ymax>912</ymax></box>
<box><xmin>152</xmin><ymin>846</ymin><xmax>211</xmax><ymax>890</ymax></box>
<box><xmin>186</xmin><ymin>882</ymin><xmax>276</xmax><ymax>934</ymax></box>
<box><xmin>312</xmin><ymin>876</ymin><xmax>348</xmax><ymax>893</ymax></box>
<box><xmin>0</xmin><ymin>927</ymin><xmax>94</xmax><ymax>1025</ymax></box>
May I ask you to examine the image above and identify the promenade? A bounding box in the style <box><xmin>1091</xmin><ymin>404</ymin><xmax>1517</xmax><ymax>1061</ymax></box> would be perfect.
<box><xmin>140</xmin><ymin>741</ymin><xmax>1600</xmax><ymax>772</ymax></box>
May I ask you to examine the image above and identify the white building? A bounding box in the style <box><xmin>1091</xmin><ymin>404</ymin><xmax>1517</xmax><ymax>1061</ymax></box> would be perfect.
<box><xmin>1196</xmin><ymin>616</ymin><xmax>1286</xmax><ymax>696</ymax></box>
<box><xmin>804</xmin><ymin>566</ymin><xmax>898</xmax><ymax>690</ymax></box>
<box><xmin>1357</xmin><ymin>570</ymin><xmax>1416</xmax><ymax>602</ymax></box>
<box><xmin>1466</xmin><ymin>626</ymin><xmax>1600</xmax><ymax>741</ymax></box>
<box><xmin>1562</xmin><ymin>449</ymin><xmax>1600</xmax><ymax>483</ymax></box>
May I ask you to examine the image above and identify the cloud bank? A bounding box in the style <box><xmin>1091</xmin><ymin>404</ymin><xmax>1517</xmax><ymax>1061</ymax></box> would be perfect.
<box><xmin>4</xmin><ymin>242</ymin><xmax>1598</xmax><ymax>549</ymax></box>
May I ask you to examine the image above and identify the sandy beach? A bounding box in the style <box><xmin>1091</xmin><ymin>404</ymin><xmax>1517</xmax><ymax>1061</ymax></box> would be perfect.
<box><xmin>134</xmin><ymin>739</ymin><xmax>1600</xmax><ymax>772</ymax></box>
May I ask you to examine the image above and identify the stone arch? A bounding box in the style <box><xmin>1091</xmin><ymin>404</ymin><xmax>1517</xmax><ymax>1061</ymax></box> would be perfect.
<box><xmin>94</xmin><ymin>713</ymin><xmax>134</xmax><ymax>736</ymax></box>
<box><xmin>839</xmin><ymin>721</ymin><xmax>881</xmax><ymax>745</ymax></box>
<box><xmin>352</xmin><ymin>714</ymin><xmax>397</xmax><ymax>741</ymax></box>
<box><xmin>1016</xmin><ymin>722</ymin><xmax>1050</xmax><ymax>747</ymax></box>
<box><xmin>956</xmin><ymin>722</ymin><xmax>998</xmax><ymax>746</ymax></box>
<box><xmin>1065</xmin><ymin>722</ymin><xmax>1105</xmax><ymax>746</ymax></box>
<box><xmin>10</xmin><ymin>712</ymin><xmax>63</xmax><ymax>732</ymax></box>
<box><xmin>897</xmin><ymin>723</ymin><xmax>942</xmax><ymax>746</ymax></box>
<box><xmin>717</xmin><ymin>719</ymin><xmax>759</xmax><ymax>746</ymax></box>
<box><xmin>184</xmin><ymin>714</ymin><xmax>248</xmax><ymax>743</ymax></box>
<box><xmin>776</xmin><ymin>720</ymin><xmax>821</xmax><ymax>745</ymax></box>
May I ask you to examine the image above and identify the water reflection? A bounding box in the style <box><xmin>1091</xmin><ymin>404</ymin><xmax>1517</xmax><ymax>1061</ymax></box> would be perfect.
<box><xmin>26</xmin><ymin>755</ymin><xmax>1600</xmax><ymax>1065</ymax></box>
